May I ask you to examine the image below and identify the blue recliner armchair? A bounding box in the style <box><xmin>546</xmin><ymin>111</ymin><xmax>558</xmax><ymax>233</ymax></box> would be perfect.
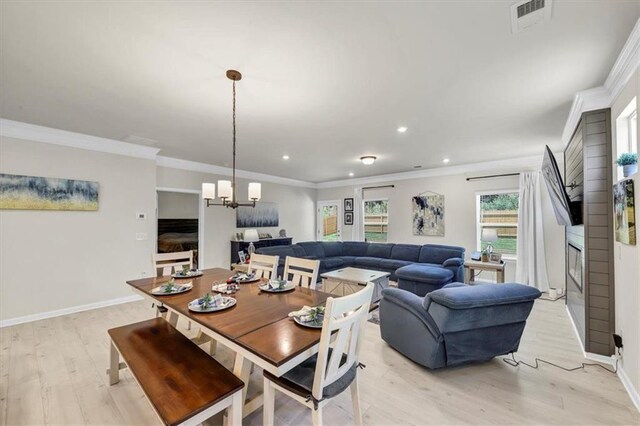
<box><xmin>379</xmin><ymin>283</ymin><xmax>541</xmax><ymax>369</ymax></box>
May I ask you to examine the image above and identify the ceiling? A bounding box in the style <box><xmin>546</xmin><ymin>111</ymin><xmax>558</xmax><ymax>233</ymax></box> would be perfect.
<box><xmin>1</xmin><ymin>1</ymin><xmax>638</xmax><ymax>183</ymax></box>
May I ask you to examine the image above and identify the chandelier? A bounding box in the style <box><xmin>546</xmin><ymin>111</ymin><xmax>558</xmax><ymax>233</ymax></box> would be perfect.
<box><xmin>202</xmin><ymin>70</ymin><xmax>261</xmax><ymax>208</ymax></box>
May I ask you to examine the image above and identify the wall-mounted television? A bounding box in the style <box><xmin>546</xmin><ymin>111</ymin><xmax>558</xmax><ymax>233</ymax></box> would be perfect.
<box><xmin>541</xmin><ymin>145</ymin><xmax>582</xmax><ymax>226</ymax></box>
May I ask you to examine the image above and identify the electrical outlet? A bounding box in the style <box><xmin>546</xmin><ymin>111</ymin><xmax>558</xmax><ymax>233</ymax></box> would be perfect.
<box><xmin>141</xmin><ymin>271</ymin><xmax>147</xmax><ymax>278</ymax></box>
<box><xmin>135</xmin><ymin>232</ymin><xmax>148</xmax><ymax>241</ymax></box>
<box><xmin>136</xmin><ymin>212</ymin><xmax>146</xmax><ymax>220</ymax></box>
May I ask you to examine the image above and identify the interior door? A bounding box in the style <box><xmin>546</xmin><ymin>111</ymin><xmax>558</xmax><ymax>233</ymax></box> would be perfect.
<box><xmin>317</xmin><ymin>201</ymin><xmax>342</xmax><ymax>241</ymax></box>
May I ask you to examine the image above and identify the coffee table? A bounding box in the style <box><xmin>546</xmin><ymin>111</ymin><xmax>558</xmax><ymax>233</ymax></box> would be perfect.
<box><xmin>320</xmin><ymin>267</ymin><xmax>390</xmax><ymax>304</ymax></box>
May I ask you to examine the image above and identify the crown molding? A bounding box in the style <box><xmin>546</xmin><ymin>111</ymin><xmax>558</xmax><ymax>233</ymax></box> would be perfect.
<box><xmin>0</xmin><ymin>119</ymin><xmax>160</xmax><ymax>160</ymax></box>
<box><xmin>156</xmin><ymin>155</ymin><xmax>316</xmax><ymax>188</ymax></box>
<box><xmin>316</xmin><ymin>155</ymin><xmax>543</xmax><ymax>189</ymax></box>
<box><xmin>562</xmin><ymin>18</ymin><xmax>640</xmax><ymax>145</ymax></box>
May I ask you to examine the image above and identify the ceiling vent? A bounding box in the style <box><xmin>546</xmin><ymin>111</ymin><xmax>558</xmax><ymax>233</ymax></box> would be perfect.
<box><xmin>511</xmin><ymin>0</ymin><xmax>553</xmax><ymax>34</ymax></box>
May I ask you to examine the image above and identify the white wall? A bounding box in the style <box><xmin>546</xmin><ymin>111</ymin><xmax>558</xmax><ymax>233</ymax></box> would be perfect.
<box><xmin>611</xmin><ymin>68</ymin><xmax>640</xmax><ymax>396</ymax></box>
<box><xmin>317</xmin><ymin>169</ymin><xmax>566</xmax><ymax>287</ymax></box>
<box><xmin>156</xmin><ymin>166</ymin><xmax>316</xmax><ymax>268</ymax></box>
<box><xmin>0</xmin><ymin>136</ymin><xmax>157</xmax><ymax>322</ymax></box>
<box><xmin>157</xmin><ymin>191</ymin><xmax>199</xmax><ymax>219</ymax></box>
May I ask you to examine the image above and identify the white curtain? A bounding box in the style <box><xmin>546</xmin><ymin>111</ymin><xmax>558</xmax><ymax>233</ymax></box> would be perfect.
<box><xmin>352</xmin><ymin>188</ymin><xmax>365</xmax><ymax>241</ymax></box>
<box><xmin>516</xmin><ymin>171</ymin><xmax>550</xmax><ymax>291</ymax></box>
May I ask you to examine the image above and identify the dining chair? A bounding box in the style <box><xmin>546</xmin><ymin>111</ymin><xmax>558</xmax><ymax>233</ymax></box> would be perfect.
<box><xmin>152</xmin><ymin>250</ymin><xmax>193</xmax><ymax>277</ymax></box>
<box><xmin>248</xmin><ymin>253</ymin><xmax>279</xmax><ymax>279</ymax></box>
<box><xmin>151</xmin><ymin>251</ymin><xmax>214</xmax><ymax>354</ymax></box>
<box><xmin>263</xmin><ymin>282</ymin><xmax>374</xmax><ymax>426</ymax></box>
<box><xmin>283</xmin><ymin>256</ymin><xmax>320</xmax><ymax>289</ymax></box>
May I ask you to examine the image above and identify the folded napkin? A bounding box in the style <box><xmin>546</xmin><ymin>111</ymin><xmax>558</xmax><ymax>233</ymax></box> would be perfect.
<box><xmin>289</xmin><ymin>305</ymin><xmax>325</xmax><ymax>323</ymax></box>
<box><xmin>212</xmin><ymin>283</ymin><xmax>229</xmax><ymax>293</ymax></box>
<box><xmin>198</xmin><ymin>293</ymin><xmax>225</xmax><ymax>308</ymax></box>
<box><xmin>268</xmin><ymin>279</ymin><xmax>287</xmax><ymax>289</ymax></box>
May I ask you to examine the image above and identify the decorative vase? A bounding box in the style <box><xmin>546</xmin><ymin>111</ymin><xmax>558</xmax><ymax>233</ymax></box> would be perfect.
<box><xmin>623</xmin><ymin>164</ymin><xmax>637</xmax><ymax>177</ymax></box>
<box><xmin>481</xmin><ymin>253</ymin><xmax>489</xmax><ymax>262</ymax></box>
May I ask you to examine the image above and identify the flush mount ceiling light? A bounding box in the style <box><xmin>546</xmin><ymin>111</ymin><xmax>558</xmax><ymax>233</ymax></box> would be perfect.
<box><xmin>397</xmin><ymin>126</ymin><xmax>408</xmax><ymax>133</ymax></box>
<box><xmin>349</xmin><ymin>172</ymin><xmax>355</xmax><ymax>177</ymax></box>
<box><xmin>202</xmin><ymin>70</ymin><xmax>261</xmax><ymax>209</ymax></box>
<box><xmin>282</xmin><ymin>155</ymin><xmax>290</xmax><ymax>160</ymax></box>
<box><xmin>360</xmin><ymin>156</ymin><xmax>377</xmax><ymax>165</ymax></box>
<box><xmin>443</xmin><ymin>158</ymin><xmax>450</xmax><ymax>164</ymax></box>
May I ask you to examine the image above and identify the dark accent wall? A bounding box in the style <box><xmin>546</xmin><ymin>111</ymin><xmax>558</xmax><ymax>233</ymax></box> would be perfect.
<box><xmin>564</xmin><ymin>109</ymin><xmax>616</xmax><ymax>356</ymax></box>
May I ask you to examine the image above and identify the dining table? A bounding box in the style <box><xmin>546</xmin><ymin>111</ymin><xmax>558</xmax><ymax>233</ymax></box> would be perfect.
<box><xmin>125</xmin><ymin>267</ymin><xmax>333</xmax><ymax>418</ymax></box>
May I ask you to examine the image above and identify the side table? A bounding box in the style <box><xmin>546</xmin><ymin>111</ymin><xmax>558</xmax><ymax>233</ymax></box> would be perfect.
<box><xmin>464</xmin><ymin>260</ymin><xmax>505</xmax><ymax>284</ymax></box>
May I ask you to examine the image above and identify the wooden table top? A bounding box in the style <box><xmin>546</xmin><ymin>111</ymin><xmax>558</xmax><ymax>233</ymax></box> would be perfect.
<box><xmin>126</xmin><ymin>268</ymin><xmax>332</xmax><ymax>367</ymax></box>
<box><xmin>320</xmin><ymin>266</ymin><xmax>390</xmax><ymax>283</ymax></box>
<box><xmin>463</xmin><ymin>260</ymin><xmax>505</xmax><ymax>270</ymax></box>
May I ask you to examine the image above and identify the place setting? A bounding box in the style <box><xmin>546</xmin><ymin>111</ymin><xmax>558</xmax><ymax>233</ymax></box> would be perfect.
<box><xmin>150</xmin><ymin>277</ymin><xmax>193</xmax><ymax>296</ymax></box>
<box><xmin>188</xmin><ymin>292</ymin><xmax>236</xmax><ymax>313</ymax></box>
<box><xmin>172</xmin><ymin>265</ymin><xmax>204</xmax><ymax>278</ymax></box>
<box><xmin>227</xmin><ymin>271</ymin><xmax>260</xmax><ymax>284</ymax></box>
<box><xmin>288</xmin><ymin>305</ymin><xmax>325</xmax><ymax>329</ymax></box>
<box><xmin>259</xmin><ymin>277</ymin><xmax>296</xmax><ymax>293</ymax></box>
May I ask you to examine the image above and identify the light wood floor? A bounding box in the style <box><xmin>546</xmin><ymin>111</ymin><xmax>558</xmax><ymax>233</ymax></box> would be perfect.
<box><xmin>1</xmin><ymin>297</ymin><xmax>638</xmax><ymax>425</ymax></box>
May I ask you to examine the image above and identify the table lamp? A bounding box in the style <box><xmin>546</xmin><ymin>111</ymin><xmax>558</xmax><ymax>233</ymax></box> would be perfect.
<box><xmin>481</xmin><ymin>228</ymin><xmax>498</xmax><ymax>254</ymax></box>
<box><xmin>244</xmin><ymin>229</ymin><xmax>259</xmax><ymax>256</ymax></box>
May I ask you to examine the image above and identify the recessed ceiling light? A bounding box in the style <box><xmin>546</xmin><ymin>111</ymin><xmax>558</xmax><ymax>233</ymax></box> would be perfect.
<box><xmin>443</xmin><ymin>158</ymin><xmax>450</xmax><ymax>164</ymax></box>
<box><xmin>282</xmin><ymin>155</ymin><xmax>290</xmax><ymax>160</ymax></box>
<box><xmin>360</xmin><ymin>156</ymin><xmax>377</xmax><ymax>165</ymax></box>
<box><xmin>397</xmin><ymin>126</ymin><xmax>408</xmax><ymax>133</ymax></box>
<box><xmin>348</xmin><ymin>172</ymin><xmax>355</xmax><ymax>177</ymax></box>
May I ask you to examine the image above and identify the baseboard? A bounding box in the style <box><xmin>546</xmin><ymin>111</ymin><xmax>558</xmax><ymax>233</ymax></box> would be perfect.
<box><xmin>564</xmin><ymin>306</ymin><xmax>639</xmax><ymax>411</ymax></box>
<box><xmin>618</xmin><ymin>365</ymin><xmax>640</xmax><ymax>412</ymax></box>
<box><xmin>0</xmin><ymin>294</ymin><xmax>143</xmax><ymax>328</ymax></box>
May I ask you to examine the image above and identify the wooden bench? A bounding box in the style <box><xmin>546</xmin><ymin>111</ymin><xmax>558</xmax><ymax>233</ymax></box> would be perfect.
<box><xmin>108</xmin><ymin>318</ymin><xmax>244</xmax><ymax>426</ymax></box>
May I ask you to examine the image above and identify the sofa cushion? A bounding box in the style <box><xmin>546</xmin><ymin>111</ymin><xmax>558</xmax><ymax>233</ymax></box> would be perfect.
<box><xmin>320</xmin><ymin>257</ymin><xmax>345</xmax><ymax>270</ymax></box>
<box><xmin>379</xmin><ymin>259</ymin><xmax>413</xmax><ymax>270</ymax></box>
<box><xmin>342</xmin><ymin>241</ymin><xmax>369</xmax><ymax>256</ymax></box>
<box><xmin>298</xmin><ymin>242</ymin><xmax>326</xmax><ymax>259</ymax></box>
<box><xmin>322</xmin><ymin>242</ymin><xmax>344</xmax><ymax>257</ymax></box>
<box><xmin>390</xmin><ymin>244</ymin><xmax>421</xmax><ymax>262</ymax></box>
<box><xmin>418</xmin><ymin>244</ymin><xmax>465</xmax><ymax>264</ymax></box>
<box><xmin>396</xmin><ymin>264</ymin><xmax>454</xmax><ymax>285</ymax></box>
<box><xmin>291</xmin><ymin>245</ymin><xmax>306</xmax><ymax>257</ymax></box>
<box><xmin>366</xmin><ymin>243</ymin><xmax>394</xmax><ymax>259</ymax></box>
<box><xmin>354</xmin><ymin>256</ymin><xmax>384</xmax><ymax>268</ymax></box>
<box><xmin>338</xmin><ymin>256</ymin><xmax>358</xmax><ymax>266</ymax></box>
<box><xmin>428</xmin><ymin>283</ymin><xmax>542</xmax><ymax>310</ymax></box>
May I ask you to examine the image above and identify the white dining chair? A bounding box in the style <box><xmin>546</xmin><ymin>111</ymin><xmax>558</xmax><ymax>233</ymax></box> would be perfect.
<box><xmin>283</xmin><ymin>256</ymin><xmax>320</xmax><ymax>289</ymax></box>
<box><xmin>152</xmin><ymin>251</ymin><xmax>215</xmax><ymax>354</ymax></box>
<box><xmin>248</xmin><ymin>253</ymin><xmax>279</xmax><ymax>279</ymax></box>
<box><xmin>263</xmin><ymin>283</ymin><xmax>374</xmax><ymax>426</ymax></box>
<box><xmin>153</xmin><ymin>250</ymin><xmax>193</xmax><ymax>277</ymax></box>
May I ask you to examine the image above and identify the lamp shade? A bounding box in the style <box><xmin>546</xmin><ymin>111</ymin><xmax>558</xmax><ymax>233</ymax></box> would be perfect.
<box><xmin>481</xmin><ymin>228</ymin><xmax>498</xmax><ymax>243</ymax></box>
<box><xmin>244</xmin><ymin>229</ymin><xmax>259</xmax><ymax>242</ymax></box>
<box><xmin>248</xmin><ymin>182</ymin><xmax>261</xmax><ymax>201</ymax></box>
<box><xmin>202</xmin><ymin>183</ymin><xmax>215</xmax><ymax>200</ymax></box>
<box><xmin>218</xmin><ymin>180</ymin><xmax>232</xmax><ymax>199</ymax></box>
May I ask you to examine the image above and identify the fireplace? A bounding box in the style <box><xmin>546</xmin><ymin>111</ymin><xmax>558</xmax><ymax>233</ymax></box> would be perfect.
<box><xmin>567</xmin><ymin>242</ymin><xmax>583</xmax><ymax>292</ymax></box>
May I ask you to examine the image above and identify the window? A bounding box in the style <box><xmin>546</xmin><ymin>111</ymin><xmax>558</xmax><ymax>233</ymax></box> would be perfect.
<box><xmin>628</xmin><ymin>110</ymin><xmax>637</xmax><ymax>154</ymax></box>
<box><xmin>364</xmin><ymin>199</ymin><xmax>388</xmax><ymax>242</ymax></box>
<box><xmin>616</xmin><ymin>98</ymin><xmax>638</xmax><ymax>180</ymax></box>
<box><xmin>476</xmin><ymin>192</ymin><xmax>519</xmax><ymax>257</ymax></box>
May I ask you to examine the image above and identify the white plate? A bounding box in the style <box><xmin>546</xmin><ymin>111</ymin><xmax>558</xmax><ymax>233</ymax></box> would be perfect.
<box><xmin>151</xmin><ymin>283</ymin><xmax>192</xmax><ymax>296</ymax></box>
<box><xmin>293</xmin><ymin>315</ymin><xmax>324</xmax><ymax>329</ymax></box>
<box><xmin>172</xmin><ymin>270</ymin><xmax>203</xmax><ymax>279</ymax></box>
<box><xmin>188</xmin><ymin>297</ymin><xmax>236</xmax><ymax>313</ymax></box>
<box><xmin>259</xmin><ymin>282</ymin><xmax>296</xmax><ymax>292</ymax></box>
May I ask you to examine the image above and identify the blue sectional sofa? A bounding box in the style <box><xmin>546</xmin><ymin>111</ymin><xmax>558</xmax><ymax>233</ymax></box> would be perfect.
<box><xmin>255</xmin><ymin>241</ymin><xmax>465</xmax><ymax>287</ymax></box>
<box><xmin>379</xmin><ymin>283</ymin><xmax>541</xmax><ymax>369</ymax></box>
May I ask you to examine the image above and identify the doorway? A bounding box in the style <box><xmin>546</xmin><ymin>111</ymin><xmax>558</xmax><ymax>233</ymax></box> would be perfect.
<box><xmin>317</xmin><ymin>200</ymin><xmax>342</xmax><ymax>241</ymax></box>
<box><xmin>156</xmin><ymin>188</ymin><xmax>203</xmax><ymax>268</ymax></box>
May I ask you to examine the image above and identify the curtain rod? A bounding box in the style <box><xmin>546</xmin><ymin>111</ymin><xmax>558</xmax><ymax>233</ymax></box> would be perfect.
<box><xmin>466</xmin><ymin>173</ymin><xmax>519</xmax><ymax>182</ymax></box>
<box><xmin>363</xmin><ymin>185</ymin><xmax>395</xmax><ymax>190</ymax></box>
